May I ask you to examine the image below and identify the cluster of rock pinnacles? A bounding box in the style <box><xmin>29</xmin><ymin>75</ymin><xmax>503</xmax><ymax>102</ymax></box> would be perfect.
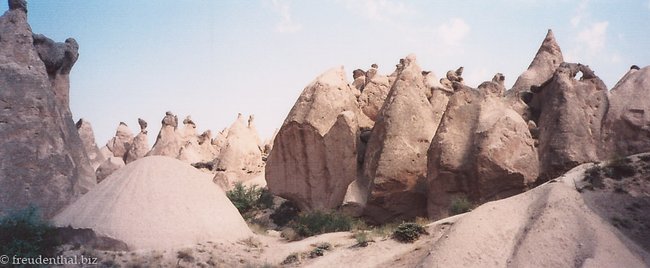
<box><xmin>266</xmin><ymin>30</ymin><xmax>650</xmax><ymax>223</ymax></box>
<box><xmin>1</xmin><ymin>0</ymin><xmax>649</xmax><ymax>225</ymax></box>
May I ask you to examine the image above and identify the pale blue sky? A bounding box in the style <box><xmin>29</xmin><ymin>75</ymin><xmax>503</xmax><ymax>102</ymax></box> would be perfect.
<box><xmin>3</xmin><ymin>0</ymin><xmax>649</xmax><ymax>145</ymax></box>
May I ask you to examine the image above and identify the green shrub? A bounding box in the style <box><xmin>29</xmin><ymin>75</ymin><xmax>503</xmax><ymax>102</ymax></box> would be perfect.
<box><xmin>0</xmin><ymin>206</ymin><xmax>61</xmax><ymax>258</ymax></box>
<box><xmin>270</xmin><ymin>201</ymin><xmax>300</xmax><ymax>227</ymax></box>
<box><xmin>226</xmin><ymin>183</ymin><xmax>274</xmax><ymax>214</ymax></box>
<box><xmin>392</xmin><ymin>222</ymin><xmax>428</xmax><ymax>243</ymax></box>
<box><xmin>292</xmin><ymin>211</ymin><xmax>353</xmax><ymax>238</ymax></box>
<box><xmin>449</xmin><ymin>196</ymin><xmax>473</xmax><ymax>215</ymax></box>
<box><xmin>353</xmin><ymin>231</ymin><xmax>371</xmax><ymax>247</ymax></box>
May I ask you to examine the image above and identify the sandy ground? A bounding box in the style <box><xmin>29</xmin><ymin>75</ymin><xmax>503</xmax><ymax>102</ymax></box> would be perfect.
<box><xmin>55</xmin><ymin>154</ymin><xmax>650</xmax><ymax>267</ymax></box>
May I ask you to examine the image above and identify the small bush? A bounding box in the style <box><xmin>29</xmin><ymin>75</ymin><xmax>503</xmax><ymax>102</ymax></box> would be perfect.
<box><xmin>292</xmin><ymin>211</ymin><xmax>353</xmax><ymax>238</ymax></box>
<box><xmin>392</xmin><ymin>222</ymin><xmax>428</xmax><ymax>243</ymax></box>
<box><xmin>0</xmin><ymin>206</ymin><xmax>61</xmax><ymax>258</ymax></box>
<box><xmin>281</xmin><ymin>252</ymin><xmax>300</xmax><ymax>265</ymax></box>
<box><xmin>270</xmin><ymin>201</ymin><xmax>300</xmax><ymax>227</ymax></box>
<box><xmin>449</xmin><ymin>196</ymin><xmax>473</xmax><ymax>215</ymax></box>
<box><xmin>309</xmin><ymin>243</ymin><xmax>331</xmax><ymax>258</ymax></box>
<box><xmin>353</xmin><ymin>231</ymin><xmax>371</xmax><ymax>247</ymax></box>
<box><xmin>226</xmin><ymin>183</ymin><xmax>274</xmax><ymax>214</ymax></box>
<box><xmin>605</xmin><ymin>160</ymin><xmax>636</xmax><ymax>180</ymax></box>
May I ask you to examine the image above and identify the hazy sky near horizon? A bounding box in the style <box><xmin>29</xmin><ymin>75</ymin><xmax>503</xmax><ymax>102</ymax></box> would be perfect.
<box><xmin>3</xmin><ymin>0</ymin><xmax>649</xmax><ymax>145</ymax></box>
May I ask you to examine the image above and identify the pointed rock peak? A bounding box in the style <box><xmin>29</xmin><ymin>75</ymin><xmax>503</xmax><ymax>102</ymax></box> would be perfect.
<box><xmin>118</xmin><ymin>122</ymin><xmax>128</xmax><ymax>127</ymax></box>
<box><xmin>137</xmin><ymin>118</ymin><xmax>147</xmax><ymax>131</ymax></box>
<box><xmin>9</xmin><ymin>0</ymin><xmax>27</xmax><ymax>13</ymax></box>
<box><xmin>529</xmin><ymin>29</ymin><xmax>563</xmax><ymax>68</ymax></box>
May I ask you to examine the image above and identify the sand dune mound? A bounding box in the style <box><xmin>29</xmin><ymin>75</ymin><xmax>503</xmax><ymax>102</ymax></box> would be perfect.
<box><xmin>53</xmin><ymin>156</ymin><xmax>252</xmax><ymax>250</ymax></box>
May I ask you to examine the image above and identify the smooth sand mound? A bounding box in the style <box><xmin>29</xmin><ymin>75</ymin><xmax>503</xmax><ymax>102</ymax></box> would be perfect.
<box><xmin>53</xmin><ymin>156</ymin><xmax>252</xmax><ymax>250</ymax></box>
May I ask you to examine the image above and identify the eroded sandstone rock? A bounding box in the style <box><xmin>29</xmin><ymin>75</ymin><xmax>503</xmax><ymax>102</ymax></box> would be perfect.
<box><xmin>76</xmin><ymin>119</ymin><xmax>106</xmax><ymax>170</ymax></box>
<box><xmin>147</xmin><ymin>111</ymin><xmax>181</xmax><ymax>157</ymax></box>
<box><xmin>266</xmin><ymin>67</ymin><xmax>361</xmax><ymax>211</ymax></box>
<box><xmin>0</xmin><ymin>2</ymin><xmax>95</xmax><ymax>218</ymax></box>
<box><xmin>602</xmin><ymin>66</ymin><xmax>650</xmax><ymax>157</ymax></box>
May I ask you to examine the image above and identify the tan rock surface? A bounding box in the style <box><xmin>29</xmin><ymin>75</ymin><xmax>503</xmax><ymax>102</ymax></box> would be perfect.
<box><xmin>360</xmin><ymin>55</ymin><xmax>440</xmax><ymax>222</ymax></box>
<box><xmin>602</xmin><ymin>66</ymin><xmax>650</xmax><ymax>157</ymax></box>
<box><xmin>105</xmin><ymin>122</ymin><xmax>134</xmax><ymax>160</ymax></box>
<box><xmin>0</xmin><ymin>3</ymin><xmax>95</xmax><ymax>218</ymax></box>
<box><xmin>76</xmin><ymin>118</ymin><xmax>106</xmax><ymax>170</ymax></box>
<box><xmin>147</xmin><ymin>111</ymin><xmax>181</xmax><ymax>157</ymax></box>
<box><xmin>53</xmin><ymin>156</ymin><xmax>252</xmax><ymax>250</ymax></box>
<box><xmin>266</xmin><ymin>67</ymin><xmax>361</xmax><ymax>210</ymax></box>
<box><xmin>428</xmin><ymin>78</ymin><xmax>538</xmax><ymax>219</ymax></box>
<box><xmin>213</xmin><ymin>114</ymin><xmax>264</xmax><ymax>187</ymax></box>
<box><xmin>95</xmin><ymin>156</ymin><xmax>125</xmax><ymax>183</ymax></box>
<box><xmin>530</xmin><ymin>63</ymin><xmax>608</xmax><ymax>180</ymax></box>
<box><xmin>125</xmin><ymin>118</ymin><xmax>149</xmax><ymax>164</ymax></box>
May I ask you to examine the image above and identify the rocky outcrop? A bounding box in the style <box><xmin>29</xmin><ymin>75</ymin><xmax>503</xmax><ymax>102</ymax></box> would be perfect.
<box><xmin>147</xmin><ymin>111</ymin><xmax>181</xmax><ymax>157</ymax></box>
<box><xmin>105</xmin><ymin>122</ymin><xmax>134</xmax><ymax>160</ymax></box>
<box><xmin>358</xmin><ymin>65</ymin><xmax>391</xmax><ymax>121</ymax></box>
<box><xmin>0</xmin><ymin>2</ymin><xmax>95</xmax><ymax>218</ymax></box>
<box><xmin>266</xmin><ymin>67</ymin><xmax>361</xmax><ymax>211</ymax></box>
<box><xmin>125</xmin><ymin>118</ymin><xmax>149</xmax><ymax>164</ymax></box>
<box><xmin>508</xmin><ymin>29</ymin><xmax>564</xmax><ymax>120</ymax></box>
<box><xmin>602</xmin><ymin>66</ymin><xmax>650</xmax><ymax>157</ymax></box>
<box><xmin>76</xmin><ymin>119</ymin><xmax>106</xmax><ymax>170</ymax></box>
<box><xmin>529</xmin><ymin>63</ymin><xmax>608</xmax><ymax>180</ymax></box>
<box><xmin>96</xmin><ymin>156</ymin><xmax>125</xmax><ymax>183</ymax></box>
<box><xmin>357</xmin><ymin>55</ymin><xmax>442</xmax><ymax>222</ymax></box>
<box><xmin>427</xmin><ymin>75</ymin><xmax>538</xmax><ymax>219</ymax></box>
<box><xmin>213</xmin><ymin>114</ymin><xmax>264</xmax><ymax>187</ymax></box>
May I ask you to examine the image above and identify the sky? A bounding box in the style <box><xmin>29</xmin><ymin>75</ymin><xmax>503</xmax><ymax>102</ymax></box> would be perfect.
<box><xmin>2</xmin><ymin>0</ymin><xmax>649</xmax><ymax>145</ymax></box>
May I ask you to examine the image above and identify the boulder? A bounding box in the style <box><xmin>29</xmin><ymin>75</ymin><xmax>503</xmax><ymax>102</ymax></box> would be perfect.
<box><xmin>266</xmin><ymin>67</ymin><xmax>361</xmax><ymax>211</ymax></box>
<box><xmin>53</xmin><ymin>156</ymin><xmax>252</xmax><ymax>250</ymax></box>
<box><xmin>105</xmin><ymin>122</ymin><xmax>134</xmax><ymax>160</ymax></box>
<box><xmin>427</xmin><ymin>76</ymin><xmax>538</xmax><ymax>219</ymax></box>
<box><xmin>530</xmin><ymin>63</ymin><xmax>608</xmax><ymax>180</ymax></box>
<box><xmin>602</xmin><ymin>66</ymin><xmax>650</xmax><ymax>157</ymax></box>
<box><xmin>358</xmin><ymin>55</ymin><xmax>441</xmax><ymax>222</ymax></box>
<box><xmin>95</xmin><ymin>157</ymin><xmax>125</xmax><ymax>183</ymax></box>
<box><xmin>76</xmin><ymin>119</ymin><xmax>106</xmax><ymax>170</ymax></box>
<box><xmin>0</xmin><ymin>2</ymin><xmax>95</xmax><ymax>218</ymax></box>
<box><xmin>125</xmin><ymin>118</ymin><xmax>149</xmax><ymax>164</ymax></box>
<box><xmin>147</xmin><ymin>111</ymin><xmax>181</xmax><ymax>157</ymax></box>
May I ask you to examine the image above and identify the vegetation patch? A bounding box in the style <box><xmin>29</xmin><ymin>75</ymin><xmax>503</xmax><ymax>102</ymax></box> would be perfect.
<box><xmin>226</xmin><ymin>183</ymin><xmax>274</xmax><ymax>215</ymax></box>
<box><xmin>392</xmin><ymin>222</ymin><xmax>429</xmax><ymax>243</ymax></box>
<box><xmin>270</xmin><ymin>201</ymin><xmax>300</xmax><ymax>227</ymax></box>
<box><xmin>449</xmin><ymin>196</ymin><xmax>473</xmax><ymax>215</ymax></box>
<box><xmin>0</xmin><ymin>206</ymin><xmax>61</xmax><ymax>258</ymax></box>
<box><xmin>292</xmin><ymin>211</ymin><xmax>353</xmax><ymax>238</ymax></box>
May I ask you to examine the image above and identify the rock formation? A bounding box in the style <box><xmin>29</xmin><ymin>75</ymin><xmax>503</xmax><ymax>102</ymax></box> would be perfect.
<box><xmin>76</xmin><ymin>119</ymin><xmax>106</xmax><ymax>170</ymax></box>
<box><xmin>427</xmin><ymin>75</ymin><xmax>538</xmax><ymax>219</ymax></box>
<box><xmin>508</xmin><ymin>29</ymin><xmax>564</xmax><ymax>120</ymax></box>
<box><xmin>96</xmin><ymin>156</ymin><xmax>125</xmax><ymax>183</ymax></box>
<box><xmin>125</xmin><ymin>118</ymin><xmax>149</xmax><ymax>164</ymax></box>
<box><xmin>0</xmin><ymin>2</ymin><xmax>95</xmax><ymax>218</ymax></box>
<box><xmin>213</xmin><ymin>114</ymin><xmax>265</xmax><ymax>188</ymax></box>
<box><xmin>602</xmin><ymin>66</ymin><xmax>650</xmax><ymax>157</ymax></box>
<box><xmin>53</xmin><ymin>156</ymin><xmax>252</xmax><ymax>250</ymax></box>
<box><xmin>266</xmin><ymin>67</ymin><xmax>361</xmax><ymax>211</ymax></box>
<box><xmin>147</xmin><ymin>111</ymin><xmax>181</xmax><ymax>157</ymax></box>
<box><xmin>358</xmin><ymin>67</ymin><xmax>391</xmax><ymax>121</ymax></box>
<box><xmin>528</xmin><ymin>63</ymin><xmax>608</xmax><ymax>180</ymax></box>
<box><xmin>105</xmin><ymin>122</ymin><xmax>134</xmax><ymax>160</ymax></box>
<box><xmin>356</xmin><ymin>55</ymin><xmax>442</xmax><ymax>222</ymax></box>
